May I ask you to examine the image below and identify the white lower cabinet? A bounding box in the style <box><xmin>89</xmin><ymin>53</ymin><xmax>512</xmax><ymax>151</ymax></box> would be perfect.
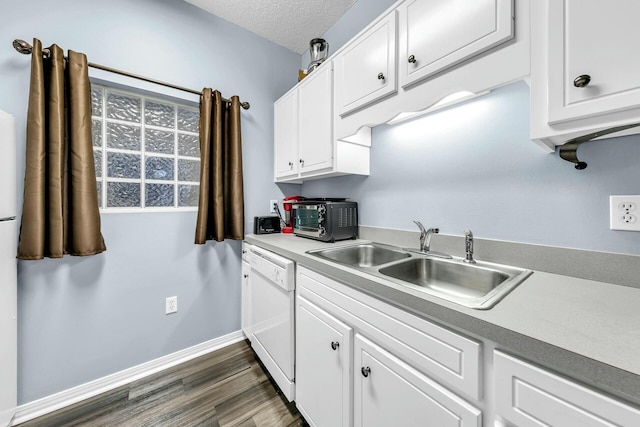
<box><xmin>354</xmin><ymin>334</ymin><xmax>482</xmax><ymax>427</ymax></box>
<box><xmin>494</xmin><ymin>351</ymin><xmax>640</xmax><ymax>427</ymax></box>
<box><xmin>295</xmin><ymin>266</ymin><xmax>482</xmax><ymax>427</ymax></box>
<box><xmin>296</xmin><ymin>297</ymin><xmax>352</xmax><ymax>427</ymax></box>
<box><xmin>292</xmin><ymin>265</ymin><xmax>640</xmax><ymax>427</ymax></box>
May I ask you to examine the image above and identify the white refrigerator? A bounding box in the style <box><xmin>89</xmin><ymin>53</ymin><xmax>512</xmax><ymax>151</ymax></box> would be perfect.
<box><xmin>0</xmin><ymin>110</ymin><xmax>17</xmax><ymax>427</ymax></box>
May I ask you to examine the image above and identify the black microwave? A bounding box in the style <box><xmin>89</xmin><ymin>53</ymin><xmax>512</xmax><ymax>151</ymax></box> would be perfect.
<box><xmin>292</xmin><ymin>201</ymin><xmax>358</xmax><ymax>242</ymax></box>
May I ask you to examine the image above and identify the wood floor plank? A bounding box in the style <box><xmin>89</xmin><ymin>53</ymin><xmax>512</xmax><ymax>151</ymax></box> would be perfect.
<box><xmin>185</xmin><ymin>361</ymin><xmax>268</xmax><ymax>408</ymax></box>
<box><xmin>215</xmin><ymin>379</ymin><xmax>279</xmax><ymax>426</ymax></box>
<box><xmin>17</xmin><ymin>340</ymin><xmax>307</xmax><ymax>427</ymax></box>
<box><xmin>18</xmin><ymin>388</ymin><xmax>130</xmax><ymax>427</ymax></box>
<box><xmin>250</xmin><ymin>394</ymin><xmax>300</xmax><ymax>427</ymax></box>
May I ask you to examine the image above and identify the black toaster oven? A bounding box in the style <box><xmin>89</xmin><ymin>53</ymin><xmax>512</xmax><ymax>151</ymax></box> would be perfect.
<box><xmin>253</xmin><ymin>216</ymin><xmax>281</xmax><ymax>234</ymax></box>
<box><xmin>292</xmin><ymin>201</ymin><xmax>358</xmax><ymax>242</ymax></box>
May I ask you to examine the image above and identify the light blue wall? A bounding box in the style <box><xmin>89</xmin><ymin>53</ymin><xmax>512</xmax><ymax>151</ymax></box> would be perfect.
<box><xmin>303</xmin><ymin>81</ymin><xmax>640</xmax><ymax>256</ymax></box>
<box><xmin>1</xmin><ymin>0</ymin><xmax>301</xmax><ymax>403</ymax></box>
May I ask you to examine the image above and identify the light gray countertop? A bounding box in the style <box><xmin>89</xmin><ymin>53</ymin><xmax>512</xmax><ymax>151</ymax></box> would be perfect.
<box><xmin>245</xmin><ymin>232</ymin><xmax>640</xmax><ymax>406</ymax></box>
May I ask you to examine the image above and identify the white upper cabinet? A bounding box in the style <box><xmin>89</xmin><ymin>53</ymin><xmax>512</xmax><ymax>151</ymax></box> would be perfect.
<box><xmin>399</xmin><ymin>0</ymin><xmax>514</xmax><ymax>88</ymax></box>
<box><xmin>273</xmin><ymin>90</ymin><xmax>299</xmax><ymax>180</ymax></box>
<box><xmin>298</xmin><ymin>66</ymin><xmax>334</xmax><ymax>174</ymax></box>
<box><xmin>334</xmin><ymin>0</ymin><xmax>528</xmax><ymax>140</ymax></box>
<box><xmin>274</xmin><ymin>64</ymin><xmax>334</xmax><ymax>182</ymax></box>
<box><xmin>334</xmin><ymin>11</ymin><xmax>398</xmax><ymax>116</ymax></box>
<box><xmin>546</xmin><ymin>0</ymin><xmax>640</xmax><ymax>125</ymax></box>
<box><xmin>530</xmin><ymin>0</ymin><xmax>640</xmax><ymax>149</ymax></box>
<box><xmin>273</xmin><ymin>60</ymin><xmax>372</xmax><ymax>183</ymax></box>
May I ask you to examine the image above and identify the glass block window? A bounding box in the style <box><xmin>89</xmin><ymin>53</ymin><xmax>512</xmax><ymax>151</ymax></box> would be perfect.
<box><xmin>91</xmin><ymin>85</ymin><xmax>200</xmax><ymax>211</ymax></box>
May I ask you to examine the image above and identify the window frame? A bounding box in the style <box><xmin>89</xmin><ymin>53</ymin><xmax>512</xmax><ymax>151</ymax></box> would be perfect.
<box><xmin>91</xmin><ymin>84</ymin><xmax>201</xmax><ymax>213</ymax></box>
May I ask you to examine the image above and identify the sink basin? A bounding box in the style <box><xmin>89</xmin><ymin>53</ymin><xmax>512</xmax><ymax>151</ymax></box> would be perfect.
<box><xmin>309</xmin><ymin>243</ymin><xmax>411</xmax><ymax>268</ymax></box>
<box><xmin>307</xmin><ymin>242</ymin><xmax>531</xmax><ymax>309</ymax></box>
<box><xmin>379</xmin><ymin>257</ymin><xmax>531</xmax><ymax>309</ymax></box>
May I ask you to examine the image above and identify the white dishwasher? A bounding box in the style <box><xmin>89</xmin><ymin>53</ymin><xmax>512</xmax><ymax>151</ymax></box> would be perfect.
<box><xmin>248</xmin><ymin>246</ymin><xmax>295</xmax><ymax>401</ymax></box>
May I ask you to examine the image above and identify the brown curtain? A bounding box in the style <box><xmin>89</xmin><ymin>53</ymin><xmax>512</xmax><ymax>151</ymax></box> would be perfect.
<box><xmin>195</xmin><ymin>89</ymin><xmax>245</xmax><ymax>243</ymax></box>
<box><xmin>17</xmin><ymin>39</ymin><xmax>106</xmax><ymax>260</ymax></box>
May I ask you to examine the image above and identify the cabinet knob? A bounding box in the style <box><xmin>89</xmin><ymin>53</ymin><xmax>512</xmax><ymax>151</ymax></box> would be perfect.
<box><xmin>243</xmin><ymin>274</ymin><xmax>249</xmax><ymax>278</ymax></box>
<box><xmin>331</xmin><ymin>341</ymin><xmax>340</xmax><ymax>350</ymax></box>
<box><xmin>573</xmin><ymin>74</ymin><xmax>591</xmax><ymax>88</ymax></box>
<box><xmin>408</xmin><ymin>55</ymin><xmax>416</xmax><ymax>64</ymax></box>
<box><xmin>377</xmin><ymin>72</ymin><xmax>385</xmax><ymax>80</ymax></box>
<box><xmin>299</xmin><ymin>159</ymin><xmax>304</xmax><ymax>165</ymax></box>
<box><xmin>361</xmin><ymin>366</ymin><xmax>371</xmax><ymax>377</ymax></box>
<box><xmin>288</xmin><ymin>161</ymin><xmax>293</xmax><ymax>167</ymax></box>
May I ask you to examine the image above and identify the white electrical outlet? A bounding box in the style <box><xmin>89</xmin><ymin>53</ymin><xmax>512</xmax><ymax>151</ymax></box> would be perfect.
<box><xmin>610</xmin><ymin>195</ymin><xmax>640</xmax><ymax>231</ymax></box>
<box><xmin>166</xmin><ymin>296</ymin><xmax>177</xmax><ymax>314</ymax></box>
<box><xmin>270</xmin><ymin>200</ymin><xmax>278</xmax><ymax>213</ymax></box>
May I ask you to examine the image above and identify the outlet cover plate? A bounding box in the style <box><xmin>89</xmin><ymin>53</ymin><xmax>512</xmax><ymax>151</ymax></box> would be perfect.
<box><xmin>610</xmin><ymin>195</ymin><xmax>640</xmax><ymax>231</ymax></box>
<box><xmin>166</xmin><ymin>296</ymin><xmax>178</xmax><ymax>314</ymax></box>
<box><xmin>270</xmin><ymin>200</ymin><xmax>278</xmax><ymax>213</ymax></box>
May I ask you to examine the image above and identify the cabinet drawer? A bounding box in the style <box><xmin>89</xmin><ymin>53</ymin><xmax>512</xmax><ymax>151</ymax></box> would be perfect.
<box><xmin>494</xmin><ymin>351</ymin><xmax>640</xmax><ymax>426</ymax></box>
<box><xmin>297</xmin><ymin>266</ymin><xmax>481</xmax><ymax>400</ymax></box>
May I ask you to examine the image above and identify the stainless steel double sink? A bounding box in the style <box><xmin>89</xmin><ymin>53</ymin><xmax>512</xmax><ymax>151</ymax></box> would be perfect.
<box><xmin>307</xmin><ymin>242</ymin><xmax>532</xmax><ymax>310</ymax></box>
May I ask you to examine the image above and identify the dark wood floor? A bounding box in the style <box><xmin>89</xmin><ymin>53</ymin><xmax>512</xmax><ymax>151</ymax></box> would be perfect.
<box><xmin>19</xmin><ymin>340</ymin><xmax>308</xmax><ymax>427</ymax></box>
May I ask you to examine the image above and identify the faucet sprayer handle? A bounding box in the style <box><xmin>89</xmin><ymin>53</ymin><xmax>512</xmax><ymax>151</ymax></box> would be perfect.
<box><xmin>463</xmin><ymin>230</ymin><xmax>476</xmax><ymax>264</ymax></box>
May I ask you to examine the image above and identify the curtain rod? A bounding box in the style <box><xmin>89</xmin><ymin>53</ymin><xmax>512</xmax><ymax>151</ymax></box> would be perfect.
<box><xmin>12</xmin><ymin>39</ymin><xmax>250</xmax><ymax>110</ymax></box>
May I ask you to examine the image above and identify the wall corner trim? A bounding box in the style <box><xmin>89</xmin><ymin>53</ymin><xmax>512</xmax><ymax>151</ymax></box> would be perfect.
<box><xmin>11</xmin><ymin>330</ymin><xmax>246</xmax><ymax>426</ymax></box>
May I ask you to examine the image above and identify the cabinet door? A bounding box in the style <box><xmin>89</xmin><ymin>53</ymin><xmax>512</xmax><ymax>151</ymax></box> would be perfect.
<box><xmin>354</xmin><ymin>334</ymin><xmax>481</xmax><ymax>427</ymax></box>
<box><xmin>495</xmin><ymin>351</ymin><xmax>640</xmax><ymax>427</ymax></box>
<box><xmin>547</xmin><ymin>0</ymin><xmax>640</xmax><ymax>124</ymax></box>
<box><xmin>241</xmin><ymin>261</ymin><xmax>251</xmax><ymax>341</ymax></box>
<box><xmin>274</xmin><ymin>90</ymin><xmax>298</xmax><ymax>180</ymax></box>
<box><xmin>296</xmin><ymin>296</ymin><xmax>352</xmax><ymax>427</ymax></box>
<box><xmin>399</xmin><ymin>0</ymin><xmax>514</xmax><ymax>88</ymax></box>
<box><xmin>298</xmin><ymin>65</ymin><xmax>333</xmax><ymax>174</ymax></box>
<box><xmin>334</xmin><ymin>12</ymin><xmax>397</xmax><ymax>116</ymax></box>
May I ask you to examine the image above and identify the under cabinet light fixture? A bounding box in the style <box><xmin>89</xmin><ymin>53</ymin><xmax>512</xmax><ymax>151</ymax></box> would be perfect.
<box><xmin>387</xmin><ymin>90</ymin><xmax>490</xmax><ymax>125</ymax></box>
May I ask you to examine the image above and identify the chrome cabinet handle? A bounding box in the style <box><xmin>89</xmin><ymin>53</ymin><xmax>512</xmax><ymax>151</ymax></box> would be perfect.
<box><xmin>573</xmin><ymin>74</ymin><xmax>591</xmax><ymax>88</ymax></box>
<box><xmin>378</xmin><ymin>72</ymin><xmax>385</xmax><ymax>80</ymax></box>
<box><xmin>331</xmin><ymin>341</ymin><xmax>340</xmax><ymax>350</ymax></box>
<box><xmin>408</xmin><ymin>55</ymin><xmax>416</xmax><ymax>64</ymax></box>
<box><xmin>361</xmin><ymin>366</ymin><xmax>371</xmax><ymax>377</ymax></box>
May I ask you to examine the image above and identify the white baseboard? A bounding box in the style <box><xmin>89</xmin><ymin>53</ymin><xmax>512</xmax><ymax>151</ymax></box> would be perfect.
<box><xmin>12</xmin><ymin>330</ymin><xmax>246</xmax><ymax>426</ymax></box>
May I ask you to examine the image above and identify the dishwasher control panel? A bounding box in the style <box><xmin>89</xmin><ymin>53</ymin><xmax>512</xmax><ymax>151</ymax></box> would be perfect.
<box><xmin>249</xmin><ymin>246</ymin><xmax>295</xmax><ymax>291</ymax></box>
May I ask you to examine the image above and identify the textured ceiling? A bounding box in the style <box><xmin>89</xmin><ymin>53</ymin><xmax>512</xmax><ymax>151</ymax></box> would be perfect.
<box><xmin>184</xmin><ymin>0</ymin><xmax>357</xmax><ymax>54</ymax></box>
